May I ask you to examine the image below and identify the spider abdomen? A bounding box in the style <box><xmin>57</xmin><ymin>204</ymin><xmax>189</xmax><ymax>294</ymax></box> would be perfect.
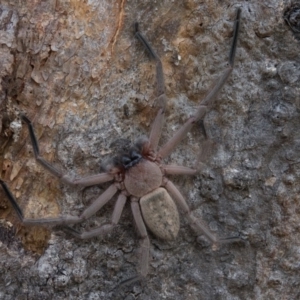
<box><xmin>124</xmin><ymin>159</ymin><xmax>162</xmax><ymax>198</ymax></box>
<box><xmin>140</xmin><ymin>187</ymin><xmax>180</xmax><ymax>240</ymax></box>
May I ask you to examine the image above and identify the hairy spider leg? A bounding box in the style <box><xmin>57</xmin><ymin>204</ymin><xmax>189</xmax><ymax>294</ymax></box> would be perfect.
<box><xmin>135</xmin><ymin>23</ymin><xmax>167</xmax><ymax>152</ymax></box>
<box><xmin>63</xmin><ymin>193</ymin><xmax>127</xmax><ymax>239</ymax></box>
<box><xmin>131</xmin><ymin>199</ymin><xmax>150</xmax><ymax>277</ymax></box>
<box><xmin>158</xmin><ymin>8</ymin><xmax>241</xmax><ymax>159</ymax></box>
<box><xmin>0</xmin><ymin>178</ymin><xmax>118</xmax><ymax>226</ymax></box>
<box><xmin>21</xmin><ymin>115</ymin><xmax>114</xmax><ymax>186</ymax></box>
<box><xmin>134</xmin><ymin>9</ymin><xmax>242</xmax><ymax>252</ymax></box>
<box><xmin>0</xmin><ymin>116</ymin><xmax>125</xmax><ymax>229</ymax></box>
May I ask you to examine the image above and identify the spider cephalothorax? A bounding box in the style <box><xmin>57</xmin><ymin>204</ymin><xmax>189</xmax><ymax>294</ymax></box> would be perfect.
<box><xmin>0</xmin><ymin>9</ymin><xmax>242</xmax><ymax>280</ymax></box>
<box><xmin>101</xmin><ymin>137</ymin><xmax>164</xmax><ymax>199</ymax></box>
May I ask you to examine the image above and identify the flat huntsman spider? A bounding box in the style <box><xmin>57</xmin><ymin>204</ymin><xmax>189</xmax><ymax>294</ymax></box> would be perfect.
<box><xmin>0</xmin><ymin>8</ymin><xmax>242</xmax><ymax>280</ymax></box>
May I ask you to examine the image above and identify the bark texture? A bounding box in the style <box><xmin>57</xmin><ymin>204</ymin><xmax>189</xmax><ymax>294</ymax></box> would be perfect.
<box><xmin>1</xmin><ymin>0</ymin><xmax>300</xmax><ymax>299</ymax></box>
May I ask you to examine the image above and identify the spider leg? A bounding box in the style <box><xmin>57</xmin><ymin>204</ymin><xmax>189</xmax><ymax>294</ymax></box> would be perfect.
<box><xmin>0</xmin><ymin>179</ymin><xmax>117</xmax><ymax>226</ymax></box>
<box><xmin>131</xmin><ymin>199</ymin><xmax>150</xmax><ymax>277</ymax></box>
<box><xmin>0</xmin><ymin>179</ymin><xmax>79</xmax><ymax>225</ymax></box>
<box><xmin>135</xmin><ymin>23</ymin><xmax>167</xmax><ymax>152</ymax></box>
<box><xmin>63</xmin><ymin>194</ymin><xmax>127</xmax><ymax>239</ymax></box>
<box><xmin>21</xmin><ymin>115</ymin><xmax>113</xmax><ymax>186</ymax></box>
<box><xmin>164</xmin><ymin>179</ymin><xmax>241</xmax><ymax>247</ymax></box>
<box><xmin>158</xmin><ymin>8</ymin><xmax>241</xmax><ymax>159</ymax></box>
<box><xmin>163</xmin><ymin>138</ymin><xmax>215</xmax><ymax>175</ymax></box>
<box><xmin>135</xmin><ymin>23</ymin><xmax>165</xmax><ymax>103</ymax></box>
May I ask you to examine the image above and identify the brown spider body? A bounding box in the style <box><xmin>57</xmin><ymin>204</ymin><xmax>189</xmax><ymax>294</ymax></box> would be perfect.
<box><xmin>0</xmin><ymin>9</ymin><xmax>242</xmax><ymax>280</ymax></box>
<box><xmin>123</xmin><ymin>158</ymin><xmax>162</xmax><ymax>197</ymax></box>
<box><xmin>115</xmin><ymin>150</ymin><xmax>179</xmax><ymax>240</ymax></box>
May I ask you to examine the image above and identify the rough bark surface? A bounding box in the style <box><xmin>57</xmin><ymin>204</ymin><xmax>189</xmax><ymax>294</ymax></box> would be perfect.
<box><xmin>1</xmin><ymin>0</ymin><xmax>300</xmax><ymax>299</ymax></box>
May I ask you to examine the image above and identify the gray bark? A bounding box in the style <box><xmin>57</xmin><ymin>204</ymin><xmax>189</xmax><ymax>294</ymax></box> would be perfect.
<box><xmin>0</xmin><ymin>0</ymin><xmax>300</xmax><ymax>299</ymax></box>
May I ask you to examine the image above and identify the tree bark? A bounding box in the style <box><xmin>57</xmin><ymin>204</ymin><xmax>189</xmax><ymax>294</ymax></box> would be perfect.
<box><xmin>1</xmin><ymin>1</ymin><xmax>300</xmax><ymax>299</ymax></box>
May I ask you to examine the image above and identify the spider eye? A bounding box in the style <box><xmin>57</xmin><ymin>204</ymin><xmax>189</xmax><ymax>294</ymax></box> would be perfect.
<box><xmin>122</xmin><ymin>156</ymin><xmax>132</xmax><ymax>167</ymax></box>
<box><xmin>131</xmin><ymin>150</ymin><xmax>142</xmax><ymax>160</ymax></box>
<box><xmin>121</xmin><ymin>150</ymin><xmax>142</xmax><ymax>169</ymax></box>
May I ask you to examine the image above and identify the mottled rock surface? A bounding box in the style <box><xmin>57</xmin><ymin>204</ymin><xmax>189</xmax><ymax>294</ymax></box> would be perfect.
<box><xmin>1</xmin><ymin>1</ymin><xmax>300</xmax><ymax>299</ymax></box>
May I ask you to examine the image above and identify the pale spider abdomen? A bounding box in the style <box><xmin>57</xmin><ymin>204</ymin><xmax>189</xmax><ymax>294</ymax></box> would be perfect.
<box><xmin>140</xmin><ymin>187</ymin><xmax>180</xmax><ymax>240</ymax></box>
<box><xmin>124</xmin><ymin>159</ymin><xmax>162</xmax><ymax>198</ymax></box>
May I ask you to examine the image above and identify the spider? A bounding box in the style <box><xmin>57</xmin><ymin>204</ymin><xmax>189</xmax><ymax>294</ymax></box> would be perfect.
<box><xmin>0</xmin><ymin>8</ymin><xmax>242</xmax><ymax>279</ymax></box>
